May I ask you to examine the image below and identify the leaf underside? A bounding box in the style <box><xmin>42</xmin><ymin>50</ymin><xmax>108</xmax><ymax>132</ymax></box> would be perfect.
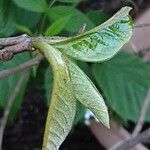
<box><xmin>33</xmin><ymin>41</ymin><xmax>76</xmax><ymax>150</ymax></box>
<box><xmin>52</xmin><ymin>7</ymin><xmax>133</xmax><ymax>62</ymax></box>
<box><xmin>66</xmin><ymin>58</ymin><xmax>109</xmax><ymax>127</ymax></box>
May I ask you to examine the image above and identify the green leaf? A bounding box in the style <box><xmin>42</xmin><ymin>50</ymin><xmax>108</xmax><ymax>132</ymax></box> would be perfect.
<box><xmin>0</xmin><ymin>0</ymin><xmax>16</xmax><ymax>36</ymax></box>
<box><xmin>13</xmin><ymin>0</ymin><xmax>47</xmax><ymax>12</ymax></box>
<box><xmin>45</xmin><ymin>15</ymin><xmax>71</xmax><ymax>36</ymax></box>
<box><xmin>33</xmin><ymin>41</ymin><xmax>76</xmax><ymax>150</ymax></box>
<box><xmin>47</xmin><ymin>6</ymin><xmax>94</xmax><ymax>33</ymax></box>
<box><xmin>52</xmin><ymin>7</ymin><xmax>133</xmax><ymax>62</ymax></box>
<box><xmin>58</xmin><ymin>0</ymin><xmax>83</xmax><ymax>3</ymax></box>
<box><xmin>44</xmin><ymin>67</ymin><xmax>53</xmax><ymax>105</ymax></box>
<box><xmin>87</xmin><ymin>10</ymin><xmax>109</xmax><ymax>25</ymax></box>
<box><xmin>44</xmin><ymin>67</ymin><xmax>86</xmax><ymax>125</ymax></box>
<box><xmin>66</xmin><ymin>58</ymin><xmax>109</xmax><ymax>127</ymax></box>
<box><xmin>0</xmin><ymin>52</ymin><xmax>30</xmax><ymax>121</ymax></box>
<box><xmin>92</xmin><ymin>52</ymin><xmax>150</xmax><ymax>122</ymax></box>
<box><xmin>14</xmin><ymin>24</ymin><xmax>32</xmax><ymax>36</ymax></box>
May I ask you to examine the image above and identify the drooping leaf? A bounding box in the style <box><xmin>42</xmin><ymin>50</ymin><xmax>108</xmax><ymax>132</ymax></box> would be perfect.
<box><xmin>45</xmin><ymin>15</ymin><xmax>71</xmax><ymax>36</ymax></box>
<box><xmin>92</xmin><ymin>52</ymin><xmax>150</xmax><ymax>122</ymax></box>
<box><xmin>52</xmin><ymin>7</ymin><xmax>133</xmax><ymax>62</ymax></box>
<box><xmin>0</xmin><ymin>52</ymin><xmax>30</xmax><ymax>121</ymax></box>
<box><xmin>33</xmin><ymin>41</ymin><xmax>76</xmax><ymax>150</ymax></box>
<box><xmin>66</xmin><ymin>58</ymin><xmax>109</xmax><ymax>127</ymax></box>
<box><xmin>47</xmin><ymin>6</ymin><xmax>94</xmax><ymax>33</ymax></box>
<box><xmin>13</xmin><ymin>0</ymin><xmax>47</xmax><ymax>12</ymax></box>
<box><xmin>44</xmin><ymin>66</ymin><xmax>86</xmax><ymax>125</ymax></box>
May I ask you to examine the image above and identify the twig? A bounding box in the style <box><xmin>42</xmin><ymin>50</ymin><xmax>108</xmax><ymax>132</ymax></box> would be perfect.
<box><xmin>132</xmin><ymin>89</ymin><xmax>150</xmax><ymax>137</ymax></box>
<box><xmin>0</xmin><ymin>54</ymin><xmax>43</xmax><ymax>78</ymax></box>
<box><xmin>0</xmin><ymin>72</ymin><xmax>30</xmax><ymax>149</ymax></box>
<box><xmin>116</xmin><ymin>128</ymin><xmax>150</xmax><ymax>150</ymax></box>
<box><xmin>0</xmin><ymin>34</ymin><xmax>32</xmax><ymax>61</ymax></box>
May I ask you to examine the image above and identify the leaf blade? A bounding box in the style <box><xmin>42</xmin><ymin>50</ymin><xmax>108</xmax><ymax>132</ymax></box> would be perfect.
<box><xmin>33</xmin><ymin>41</ymin><xmax>76</xmax><ymax>150</ymax></box>
<box><xmin>92</xmin><ymin>52</ymin><xmax>150</xmax><ymax>122</ymax></box>
<box><xmin>67</xmin><ymin>58</ymin><xmax>109</xmax><ymax>127</ymax></box>
<box><xmin>52</xmin><ymin>7</ymin><xmax>133</xmax><ymax>62</ymax></box>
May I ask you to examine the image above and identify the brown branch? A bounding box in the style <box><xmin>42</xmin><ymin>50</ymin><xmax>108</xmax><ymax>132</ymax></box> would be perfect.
<box><xmin>0</xmin><ymin>54</ymin><xmax>43</xmax><ymax>78</ymax></box>
<box><xmin>0</xmin><ymin>72</ymin><xmax>30</xmax><ymax>149</ymax></box>
<box><xmin>132</xmin><ymin>89</ymin><xmax>150</xmax><ymax>137</ymax></box>
<box><xmin>116</xmin><ymin>127</ymin><xmax>150</xmax><ymax>150</ymax></box>
<box><xmin>0</xmin><ymin>34</ymin><xmax>32</xmax><ymax>61</ymax></box>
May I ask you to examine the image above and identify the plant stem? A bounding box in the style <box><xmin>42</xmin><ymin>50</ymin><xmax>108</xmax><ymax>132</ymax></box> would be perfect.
<box><xmin>39</xmin><ymin>0</ymin><xmax>57</xmax><ymax>34</ymax></box>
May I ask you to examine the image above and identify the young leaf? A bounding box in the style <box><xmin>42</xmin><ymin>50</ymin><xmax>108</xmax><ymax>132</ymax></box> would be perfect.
<box><xmin>45</xmin><ymin>15</ymin><xmax>71</xmax><ymax>36</ymax></box>
<box><xmin>33</xmin><ymin>41</ymin><xmax>76</xmax><ymax>150</ymax></box>
<box><xmin>13</xmin><ymin>0</ymin><xmax>47</xmax><ymax>13</ymax></box>
<box><xmin>92</xmin><ymin>52</ymin><xmax>150</xmax><ymax>122</ymax></box>
<box><xmin>66</xmin><ymin>58</ymin><xmax>109</xmax><ymax>127</ymax></box>
<box><xmin>52</xmin><ymin>7</ymin><xmax>133</xmax><ymax>62</ymax></box>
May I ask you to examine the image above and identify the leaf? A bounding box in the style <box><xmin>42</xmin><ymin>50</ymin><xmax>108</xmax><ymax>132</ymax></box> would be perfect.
<box><xmin>44</xmin><ymin>67</ymin><xmax>53</xmax><ymax>105</ymax></box>
<box><xmin>45</xmin><ymin>15</ymin><xmax>71</xmax><ymax>36</ymax></box>
<box><xmin>0</xmin><ymin>52</ymin><xmax>30</xmax><ymax>121</ymax></box>
<box><xmin>33</xmin><ymin>41</ymin><xmax>76</xmax><ymax>150</ymax></box>
<box><xmin>66</xmin><ymin>58</ymin><xmax>109</xmax><ymax>127</ymax></box>
<box><xmin>47</xmin><ymin>6</ymin><xmax>94</xmax><ymax>33</ymax></box>
<box><xmin>13</xmin><ymin>0</ymin><xmax>47</xmax><ymax>12</ymax></box>
<box><xmin>52</xmin><ymin>7</ymin><xmax>133</xmax><ymax>62</ymax></box>
<box><xmin>87</xmin><ymin>10</ymin><xmax>109</xmax><ymax>25</ymax></box>
<box><xmin>44</xmin><ymin>67</ymin><xmax>86</xmax><ymax>125</ymax></box>
<box><xmin>92</xmin><ymin>52</ymin><xmax>150</xmax><ymax>122</ymax></box>
<box><xmin>0</xmin><ymin>0</ymin><xmax>16</xmax><ymax>36</ymax></box>
<box><xmin>58</xmin><ymin>0</ymin><xmax>83</xmax><ymax>3</ymax></box>
<box><xmin>14</xmin><ymin>24</ymin><xmax>32</xmax><ymax>36</ymax></box>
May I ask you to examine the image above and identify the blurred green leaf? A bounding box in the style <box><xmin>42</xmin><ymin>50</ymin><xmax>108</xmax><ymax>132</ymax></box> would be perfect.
<box><xmin>92</xmin><ymin>52</ymin><xmax>150</xmax><ymax>122</ymax></box>
<box><xmin>0</xmin><ymin>53</ymin><xmax>30</xmax><ymax>121</ymax></box>
<box><xmin>53</xmin><ymin>7</ymin><xmax>133</xmax><ymax>62</ymax></box>
<box><xmin>58</xmin><ymin>0</ymin><xmax>83</xmax><ymax>3</ymax></box>
<box><xmin>45</xmin><ymin>15</ymin><xmax>71</xmax><ymax>36</ymax></box>
<box><xmin>47</xmin><ymin>6</ymin><xmax>94</xmax><ymax>33</ymax></box>
<box><xmin>44</xmin><ymin>67</ymin><xmax>53</xmax><ymax>105</ymax></box>
<box><xmin>13</xmin><ymin>0</ymin><xmax>48</xmax><ymax>12</ymax></box>
<box><xmin>0</xmin><ymin>0</ymin><xmax>16</xmax><ymax>36</ymax></box>
<box><xmin>87</xmin><ymin>10</ymin><xmax>109</xmax><ymax>25</ymax></box>
<box><xmin>15</xmin><ymin>24</ymin><xmax>32</xmax><ymax>36</ymax></box>
<box><xmin>74</xmin><ymin>101</ymin><xmax>86</xmax><ymax>125</ymax></box>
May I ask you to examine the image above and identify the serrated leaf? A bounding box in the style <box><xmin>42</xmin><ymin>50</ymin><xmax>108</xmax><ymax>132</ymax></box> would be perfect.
<box><xmin>92</xmin><ymin>52</ymin><xmax>150</xmax><ymax>122</ymax></box>
<box><xmin>66</xmin><ymin>58</ymin><xmax>109</xmax><ymax>127</ymax></box>
<box><xmin>52</xmin><ymin>7</ymin><xmax>133</xmax><ymax>62</ymax></box>
<box><xmin>0</xmin><ymin>52</ymin><xmax>30</xmax><ymax>121</ymax></box>
<box><xmin>45</xmin><ymin>15</ymin><xmax>71</xmax><ymax>36</ymax></box>
<box><xmin>33</xmin><ymin>41</ymin><xmax>76</xmax><ymax>150</ymax></box>
<box><xmin>13</xmin><ymin>0</ymin><xmax>47</xmax><ymax>12</ymax></box>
